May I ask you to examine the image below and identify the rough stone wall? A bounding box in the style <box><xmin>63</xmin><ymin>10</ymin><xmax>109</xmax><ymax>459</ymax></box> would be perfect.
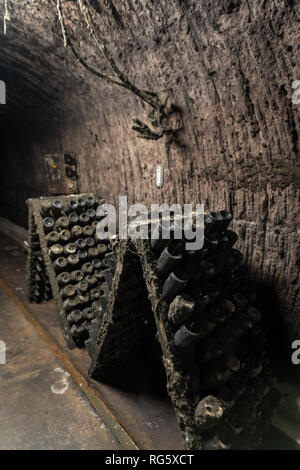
<box><xmin>0</xmin><ymin>0</ymin><xmax>299</xmax><ymax>339</ymax></box>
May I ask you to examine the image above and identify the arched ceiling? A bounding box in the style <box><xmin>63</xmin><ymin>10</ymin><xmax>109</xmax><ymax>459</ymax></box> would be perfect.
<box><xmin>0</xmin><ymin>0</ymin><xmax>89</xmax><ymax>123</ymax></box>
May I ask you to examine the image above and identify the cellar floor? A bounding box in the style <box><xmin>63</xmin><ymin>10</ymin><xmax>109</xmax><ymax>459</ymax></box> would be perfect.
<box><xmin>0</xmin><ymin>280</ymin><xmax>122</xmax><ymax>450</ymax></box>
<box><xmin>0</xmin><ymin>230</ymin><xmax>298</xmax><ymax>450</ymax></box>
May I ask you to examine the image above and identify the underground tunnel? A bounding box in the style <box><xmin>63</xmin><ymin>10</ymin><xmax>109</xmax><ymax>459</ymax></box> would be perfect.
<box><xmin>0</xmin><ymin>0</ymin><xmax>299</xmax><ymax>452</ymax></box>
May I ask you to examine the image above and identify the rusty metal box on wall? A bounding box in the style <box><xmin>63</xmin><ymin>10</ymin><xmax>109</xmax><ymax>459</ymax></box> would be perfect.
<box><xmin>43</xmin><ymin>153</ymin><xmax>79</xmax><ymax>195</ymax></box>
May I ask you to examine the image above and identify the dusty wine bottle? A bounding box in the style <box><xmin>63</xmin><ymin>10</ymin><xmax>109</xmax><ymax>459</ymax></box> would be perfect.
<box><xmin>150</xmin><ymin>220</ymin><xmax>179</xmax><ymax>254</ymax></box>
<box><xmin>97</xmin><ymin>243</ymin><xmax>107</xmax><ymax>254</ymax></box>
<box><xmin>52</xmin><ymin>199</ymin><xmax>63</xmax><ymax>215</ymax></box>
<box><xmin>61</xmin><ymin>285</ymin><xmax>77</xmax><ymax>299</ymax></box>
<box><xmin>56</xmin><ymin>272</ymin><xmax>71</xmax><ymax>286</ymax></box>
<box><xmin>71</xmin><ymin>225</ymin><xmax>83</xmax><ymax>238</ymax></box>
<box><xmin>94</xmin><ymin>269</ymin><xmax>105</xmax><ymax>280</ymax></box>
<box><xmin>77</xmin><ymin>249</ymin><xmax>88</xmax><ymax>261</ymax></box>
<box><xmin>43</xmin><ymin>217</ymin><xmax>55</xmax><ymax>233</ymax></box>
<box><xmin>209</xmin><ymin>212</ymin><xmax>226</xmax><ymax>235</ymax></box>
<box><xmin>83</xmin><ymin>307</ymin><xmax>95</xmax><ymax>321</ymax></box>
<box><xmin>96</xmin><ymin>207</ymin><xmax>108</xmax><ymax>221</ymax></box>
<box><xmin>202</xmin><ymin>422</ymin><xmax>234</xmax><ymax>450</ymax></box>
<box><xmin>92</xmin><ymin>259</ymin><xmax>102</xmax><ymax>269</ymax></box>
<box><xmin>46</xmin><ymin>231</ymin><xmax>60</xmax><ymax>245</ymax></box>
<box><xmin>77</xmin><ymin>198</ymin><xmax>87</xmax><ymax>209</ymax></box>
<box><xmin>90</xmin><ymin>287</ymin><xmax>102</xmax><ymax>300</ymax></box>
<box><xmin>70</xmin><ymin>270</ymin><xmax>84</xmax><ymax>282</ymax></box>
<box><xmin>81</xmin><ymin>262</ymin><xmax>94</xmax><ymax>274</ymax></box>
<box><xmin>49</xmin><ymin>244</ymin><xmax>63</xmax><ymax>258</ymax></box>
<box><xmin>55</xmin><ymin>217</ymin><xmax>70</xmax><ymax>229</ymax></box>
<box><xmin>86</xmin><ymin>196</ymin><xmax>96</xmax><ymax>207</ymax></box>
<box><xmin>103</xmin><ymin>268</ymin><xmax>113</xmax><ymax>286</ymax></box>
<box><xmin>77</xmin><ymin>280</ymin><xmax>89</xmax><ymax>293</ymax></box>
<box><xmin>104</xmin><ymin>252</ymin><xmax>116</xmax><ymax>271</ymax></box>
<box><xmin>86</xmin><ymin>237</ymin><xmax>96</xmax><ymax>247</ymax></box>
<box><xmin>59</xmin><ymin>229</ymin><xmax>71</xmax><ymax>243</ymax></box>
<box><xmin>64</xmin><ymin>243</ymin><xmax>77</xmax><ymax>256</ymax></box>
<box><xmin>86</xmin><ymin>208</ymin><xmax>96</xmax><ymax>220</ymax></box>
<box><xmin>85</xmin><ymin>274</ymin><xmax>97</xmax><ymax>287</ymax></box>
<box><xmin>92</xmin><ymin>300</ymin><xmax>105</xmax><ymax>320</ymax></box>
<box><xmin>63</xmin><ymin>296</ymin><xmax>79</xmax><ymax>311</ymax></box>
<box><xmin>204</xmin><ymin>213</ymin><xmax>218</xmax><ymax>237</ymax></box>
<box><xmin>53</xmin><ymin>257</ymin><xmax>68</xmax><ymax>271</ymax></box>
<box><xmin>68</xmin><ymin>212</ymin><xmax>79</xmax><ymax>225</ymax></box>
<box><xmin>75</xmin><ymin>238</ymin><xmax>87</xmax><ymax>249</ymax></box>
<box><xmin>68</xmin><ymin>199</ymin><xmax>79</xmax><ymax>211</ymax></box>
<box><xmin>194</xmin><ymin>395</ymin><xmax>223</xmax><ymax>430</ymax></box>
<box><xmin>218</xmin><ymin>210</ymin><xmax>233</xmax><ymax>231</ymax></box>
<box><xmin>88</xmin><ymin>247</ymin><xmax>99</xmax><ymax>258</ymax></box>
<box><xmin>67</xmin><ymin>254</ymin><xmax>80</xmax><ymax>267</ymax></box>
<box><xmin>173</xmin><ymin>324</ymin><xmax>201</xmax><ymax>349</ymax></box>
<box><xmin>79</xmin><ymin>213</ymin><xmax>90</xmax><ymax>225</ymax></box>
<box><xmin>168</xmin><ymin>294</ymin><xmax>195</xmax><ymax>326</ymax></box>
<box><xmin>161</xmin><ymin>269</ymin><xmax>188</xmax><ymax>302</ymax></box>
<box><xmin>76</xmin><ymin>291</ymin><xmax>90</xmax><ymax>305</ymax></box>
<box><xmin>82</xmin><ymin>225</ymin><xmax>94</xmax><ymax>237</ymax></box>
<box><xmin>70</xmin><ymin>324</ymin><xmax>85</xmax><ymax>338</ymax></box>
<box><xmin>156</xmin><ymin>240</ymin><xmax>184</xmax><ymax>277</ymax></box>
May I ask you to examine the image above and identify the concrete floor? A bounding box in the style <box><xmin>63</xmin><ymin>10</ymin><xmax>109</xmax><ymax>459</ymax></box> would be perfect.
<box><xmin>0</xmin><ymin>284</ymin><xmax>121</xmax><ymax>450</ymax></box>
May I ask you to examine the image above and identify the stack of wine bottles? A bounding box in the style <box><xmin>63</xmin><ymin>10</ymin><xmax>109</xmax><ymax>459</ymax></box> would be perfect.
<box><xmin>148</xmin><ymin>210</ymin><xmax>281</xmax><ymax>449</ymax></box>
<box><xmin>26</xmin><ymin>200</ymin><xmax>281</xmax><ymax>449</ymax></box>
<box><xmin>26</xmin><ymin>207</ymin><xmax>52</xmax><ymax>303</ymax></box>
<box><xmin>88</xmin><ymin>247</ymin><xmax>156</xmax><ymax>377</ymax></box>
<box><xmin>26</xmin><ymin>194</ymin><xmax>116</xmax><ymax>348</ymax></box>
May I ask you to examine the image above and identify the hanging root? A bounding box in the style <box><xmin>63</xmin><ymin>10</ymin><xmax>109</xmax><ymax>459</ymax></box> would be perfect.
<box><xmin>56</xmin><ymin>0</ymin><xmax>180</xmax><ymax>142</ymax></box>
